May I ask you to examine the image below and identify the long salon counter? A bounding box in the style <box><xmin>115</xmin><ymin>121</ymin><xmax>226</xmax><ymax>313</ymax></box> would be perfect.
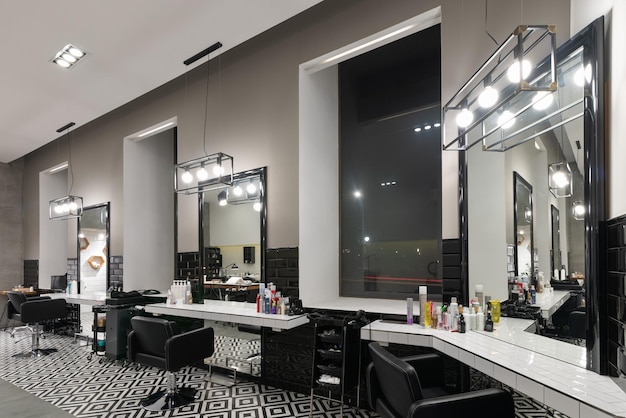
<box><xmin>361</xmin><ymin>317</ymin><xmax>626</xmax><ymax>418</ymax></box>
<box><xmin>144</xmin><ymin>300</ymin><xmax>309</xmax><ymax>330</ymax></box>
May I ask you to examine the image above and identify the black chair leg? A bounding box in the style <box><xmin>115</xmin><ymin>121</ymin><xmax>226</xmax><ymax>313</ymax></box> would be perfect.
<box><xmin>140</xmin><ymin>371</ymin><xmax>198</xmax><ymax>411</ymax></box>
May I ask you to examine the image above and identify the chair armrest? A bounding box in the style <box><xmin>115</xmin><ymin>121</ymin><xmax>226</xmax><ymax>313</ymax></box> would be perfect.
<box><xmin>401</xmin><ymin>353</ymin><xmax>445</xmax><ymax>388</ymax></box>
<box><xmin>127</xmin><ymin>330</ymin><xmax>137</xmax><ymax>362</ymax></box>
<box><xmin>20</xmin><ymin>298</ymin><xmax>67</xmax><ymax>323</ymax></box>
<box><xmin>407</xmin><ymin>388</ymin><xmax>514</xmax><ymax>418</ymax></box>
<box><xmin>365</xmin><ymin>362</ymin><xmax>380</xmax><ymax>411</ymax></box>
<box><xmin>166</xmin><ymin>327</ymin><xmax>215</xmax><ymax>372</ymax></box>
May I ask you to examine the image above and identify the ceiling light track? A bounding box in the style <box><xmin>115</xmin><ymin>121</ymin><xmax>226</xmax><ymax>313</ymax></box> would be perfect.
<box><xmin>184</xmin><ymin>42</ymin><xmax>223</xmax><ymax>66</ymax></box>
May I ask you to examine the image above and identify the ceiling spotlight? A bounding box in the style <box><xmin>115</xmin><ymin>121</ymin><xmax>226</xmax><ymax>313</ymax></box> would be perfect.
<box><xmin>217</xmin><ymin>190</ymin><xmax>228</xmax><ymax>206</ymax></box>
<box><xmin>51</xmin><ymin>43</ymin><xmax>88</xmax><ymax>69</ymax></box>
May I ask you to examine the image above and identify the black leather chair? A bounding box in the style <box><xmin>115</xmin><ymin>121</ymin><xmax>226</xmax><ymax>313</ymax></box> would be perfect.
<box><xmin>6</xmin><ymin>291</ymin><xmax>67</xmax><ymax>357</ymax></box>
<box><xmin>367</xmin><ymin>342</ymin><xmax>515</xmax><ymax>418</ymax></box>
<box><xmin>127</xmin><ymin>316</ymin><xmax>215</xmax><ymax>411</ymax></box>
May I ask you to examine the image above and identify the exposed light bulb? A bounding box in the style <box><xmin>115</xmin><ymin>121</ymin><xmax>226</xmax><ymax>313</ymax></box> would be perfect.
<box><xmin>497</xmin><ymin>110</ymin><xmax>516</xmax><ymax>129</ymax></box>
<box><xmin>364</xmin><ymin>236</ymin><xmax>370</xmax><ymax>242</ymax></box>
<box><xmin>455</xmin><ymin>109</ymin><xmax>474</xmax><ymax>128</ymax></box>
<box><xmin>246</xmin><ymin>182</ymin><xmax>257</xmax><ymax>194</ymax></box>
<box><xmin>233</xmin><ymin>185</ymin><xmax>243</xmax><ymax>196</ymax></box>
<box><xmin>182</xmin><ymin>170</ymin><xmax>193</xmax><ymax>184</ymax></box>
<box><xmin>60</xmin><ymin>203</ymin><xmax>69</xmax><ymax>213</ymax></box>
<box><xmin>506</xmin><ymin>59</ymin><xmax>532</xmax><ymax>82</ymax></box>
<box><xmin>54</xmin><ymin>205</ymin><xmax>63</xmax><ymax>214</ymax></box>
<box><xmin>253</xmin><ymin>202</ymin><xmax>262</xmax><ymax>212</ymax></box>
<box><xmin>552</xmin><ymin>170</ymin><xmax>570</xmax><ymax>188</ymax></box>
<box><xmin>196</xmin><ymin>166</ymin><xmax>209</xmax><ymax>181</ymax></box>
<box><xmin>354</xmin><ymin>190</ymin><xmax>362</xmax><ymax>198</ymax></box>
<box><xmin>573</xmin><ymin>203</ymin><xmax>585</xmax><ymax>217</ymax></box>
<box><xmin>69</xmin><ymin>201</ymin><xmax>78</xmax><ymax>211</ymax></box>
<box><xmin>213</xmin><ymin>165</ymin><xmax>224</xmax><ymax>176</ymax></box>
<box><xmin>478</xmin><ymin>86</ymin><xmax>499</xmax><ymax>108</ymax></box>
<box><xmin>532</xmin><ymin>91</ymin><xmax>553</xmax><ymax>110</ymax></box>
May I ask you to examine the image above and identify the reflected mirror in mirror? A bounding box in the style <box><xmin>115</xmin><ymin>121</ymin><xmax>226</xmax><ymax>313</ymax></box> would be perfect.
<box><xmin>514</xmin><ymin>172</ymin><xmax>534</xmax><ymax>282</ymax></box>
<box><xmin>78</xmin><ymin>203</ymin><xmax>110</xmax><ymax>295</ymax></box>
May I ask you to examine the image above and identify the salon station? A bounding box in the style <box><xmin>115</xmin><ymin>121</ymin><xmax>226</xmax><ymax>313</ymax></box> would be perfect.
<box><xmin>2</xmin><ymin>1</ymin><xmax>626</xmax><ymax>417</ymax></box>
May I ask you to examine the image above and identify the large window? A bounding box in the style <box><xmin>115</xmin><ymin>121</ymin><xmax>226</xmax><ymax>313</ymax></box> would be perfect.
<box><xmin>339</xmin><ymin>25</ymin><xmax>443</xmax><ymax>299</ymax></box>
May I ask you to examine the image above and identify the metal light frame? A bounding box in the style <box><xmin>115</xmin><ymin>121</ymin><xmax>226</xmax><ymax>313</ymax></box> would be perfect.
<box><xmin>548</xmin><ymin>161</ymin><xmax>573</xmax><ymax>198</ymax></box>
<box><xmin>442</xmin><ymin>24</ymin><xmax>557</xmax><ymax>151</ymax></box>
<box><xmin>49</xmin><ymin>195</ymin><xmax>83</xmax><ymax>220</ymax></box>
<box><xmin>175</xmin><ymin>152</ymin><xmax>234</xmax><ymax>194</ymax></box>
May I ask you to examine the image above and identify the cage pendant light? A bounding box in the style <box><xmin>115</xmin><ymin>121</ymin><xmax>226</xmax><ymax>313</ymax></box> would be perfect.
<box><xmin>49</xmin><ymin>122</ymin><xmax>84</xmax><ymax>220</ymax></box>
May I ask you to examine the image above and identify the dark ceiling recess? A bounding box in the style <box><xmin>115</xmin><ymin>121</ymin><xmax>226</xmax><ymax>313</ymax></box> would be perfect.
<box><xmin>340</xmin><ymin>24</ymin><xmax>441</xmax><ymax>123</ymax></box>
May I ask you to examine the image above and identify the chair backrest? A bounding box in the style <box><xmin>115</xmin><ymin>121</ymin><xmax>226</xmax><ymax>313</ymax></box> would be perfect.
<box><xmin>368</xmin><ymin>341</ymin><xmax>424</xmax><ymax>417</ymax></box>
<box><xmin>7</xmin><ymin>292</ymin><xmax>28</xmax><ymax>314</ymax></box>
<box><xmin>130</xmin><ymin>316</ymin><xmax>180</xmax><ymax>358</ymax></box>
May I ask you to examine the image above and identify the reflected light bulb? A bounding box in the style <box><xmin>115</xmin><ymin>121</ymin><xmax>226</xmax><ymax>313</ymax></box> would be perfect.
<box><xmin>213</xmin><ymin>165</ymin><xmax>224</xmax><ymax>176</ymax></box>
<box><xmin>574</xmin><ymin>204</ymin><xmax>585</xmax><ymax>217</ymax></box>
<box><xmin>478</xmin><ymin>86</ymin><xmax>499</xmax><ymax>108</ymax></box>
<box><xmin>247</xmin><ymin>182</ymin><xmax>257</xmax><ymax>194</ymax></box>
<box><xmin>196</xmin><ymin>166</ymin><xmax>209</xmax><ymax>181</ymax></box>
<box><xmin>455</xmin><ymin>108</ymin><xmax>474</xmax><ymax>128</ymax></box>
<box><xmin>532</xmin><ymin>91</ymin><xmax>553</xmax><ymax>110</ymax></box>
<box><xmin>364</xmin><ymin>236</ymin><xmax>370</xmax><ymax>242</ymax></box>
<box><xmin>69</xmin><ymin>201</ymin><xmax>78</xmax><ymax>211</ymax></box>
<box><xmin>54</xmin><ymin>205</ymin><xmax>63</xmax><ymax>214</ymax></box>
<box><xmin>233</xmin><ymin>185</ymin><xmax>243</xmax><ymax>196</ymax></box>
<box><xmin>497</xmin><ymin>110</ymin><xmax>516</xmax><ymax>129</ymax></box>
<box><xmin>253</xmin><ymin>202</ymin><xmax>262</xmax><ymax>212</ymax></box>
<box><xmin>552</xmin><ymin>170</ymin><xmax>570</xmax><ymax>188</ymax></box>
<box><xmin>182</xmin><ymin>170</ymin><xmax>193</xmax><ymax>184</ymax></box>
<box><xmin>506</xmin><ymin>59</ymin><xmax>531</xmax><ymax>82</ymax></box>
<box><xmin>573</xmin><ymin>68</ymin><xmax>585</xmax><ymax>87</ymax></box>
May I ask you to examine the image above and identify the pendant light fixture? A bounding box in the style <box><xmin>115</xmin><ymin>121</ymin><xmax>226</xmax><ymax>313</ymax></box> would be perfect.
<box><xmin>548</xmin><ymin>161</ymin><xmax>572</xmax><ymax>198</ymax></box>
<box><xmin>49</xmin><ymin>122</ymin><xmax>84</xmax><ymax>220</ymax></box>
<box><xmin>442</xmin><ymin>2</ymin><xmax>557</xmax><ymax>151</ymax></box>
<box><xmin>174</xmin><ymin>42</ymin><xmax>234</xmax><ymax>194</ymax></box>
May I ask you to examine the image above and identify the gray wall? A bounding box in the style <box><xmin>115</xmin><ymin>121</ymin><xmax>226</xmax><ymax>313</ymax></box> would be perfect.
<box><xmin>0</xmin><ymin>160</ymin><xmax>23</xmax><ymax>288</ymax></box>
<box><xmin>10</xmin><ymin>0</ymin><xmax>592</xmax><ymax>291</ymax></box>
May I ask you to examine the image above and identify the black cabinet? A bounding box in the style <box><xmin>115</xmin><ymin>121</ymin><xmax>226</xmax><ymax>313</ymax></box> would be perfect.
<box><xmin>243</xmin><ymin>246</ymin><xmax>255</xmax><ymax>264</ymax></box>
<box><xmin>204</xmin><ymin>247</ymin><xmax>222</xmax><ymax>281</ymax></box>
<box><xmin>309</xmin><ymin>317</ymin><xmax>361</xmax><ymax>414</ymax></box>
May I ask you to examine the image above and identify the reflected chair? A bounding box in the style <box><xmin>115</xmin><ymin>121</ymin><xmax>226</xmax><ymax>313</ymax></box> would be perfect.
<box><xmin>127</xmin><ymin>316</ymin><xmax>215</xmax><ymax>411</ymax></box>
<box><xmin>568</xmin><ymin>310</ymin><xmax>586</xmax><ymax>345</ymax></box>
<box><xmin>6</xmin><ymin>291</ymin><xmax>68</xmax><ymax>357</ymax></box>
<box><xmin>366</xmin><ymin>342</ymin><xmax>514</xmax><ymax>418</ymax></box>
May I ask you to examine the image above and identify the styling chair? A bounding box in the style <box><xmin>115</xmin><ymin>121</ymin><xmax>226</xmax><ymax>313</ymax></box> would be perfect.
<box><xmin>6</xmin><ymin>291</ymin><xmax>67</xmax><ymax>357</ymax></box>
<box><xmin>568</xmin><ymin>310</ymin><xmax>586</xmax><ymax>344</ymax></box>
<box><xmin>127</xmin><ymin>316</ymin><xmax>215</xmax><ymax>411</ymax></box>
<box><xmin>367</xmin><ymin>342</ymin><xmax>515</xmax><ymax>418</ymax></box>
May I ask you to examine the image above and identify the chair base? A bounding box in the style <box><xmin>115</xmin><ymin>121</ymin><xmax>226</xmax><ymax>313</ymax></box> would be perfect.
<box><xmin>12</xmin><ymin>348</ymin><xmax>57</xmax><ymax>358</ymax></box>
<box><xmin>140</xmin><ymin>386</ymin><xmax>197</xmax><ymax>411</ymax></box>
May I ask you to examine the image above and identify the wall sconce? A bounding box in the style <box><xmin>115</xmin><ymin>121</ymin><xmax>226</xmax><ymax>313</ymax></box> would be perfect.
<box><xmin>573</xmin><ymin>201</ymin><xmax>585</xmax><ymax>220</ymax></box>
<box><xmin>548</xmin><ymin>162</ymin><xmax>572</xmax><ymax>198</ymax></box>
<box><xmin>442</xmin><ymin>25</ymin><xmax>557</xmax><ymax>151</ymax></box>
<box><xmin>49</xmin><ymin>195</ymin><xmax>83</xmax><ymax>220</ymax></box>
<box><xmin>175</xmin><ymin>152</ymin><xmax>234</xmax><ymax>194</ymax></box>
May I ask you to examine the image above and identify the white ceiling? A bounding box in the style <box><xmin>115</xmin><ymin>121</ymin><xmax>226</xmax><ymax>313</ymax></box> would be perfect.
<box><xmin>0</xmin><ymin>0</ymin><xmax>323</xmax><ymax>164</ymax></box>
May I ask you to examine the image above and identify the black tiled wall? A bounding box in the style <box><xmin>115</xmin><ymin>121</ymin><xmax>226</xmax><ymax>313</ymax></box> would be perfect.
<box><xmin>177</xmin><ymin>251</ymin><xmax>199</xmax><ymax>279</ymax></box>
<box><xmin>109</xmin><ymin>255</ymin><xmax>123</xmax><ymax>289</ymax></box>
<box><xmin>266</xmin><ymin>247</ymin><xmax>299</xmax><ymax>298</ymax></box>
<box><xmin>67</xmin><ymin>258</ymin><xmax>78</xmax><ymax>283</ymax></box>
<box><xmin>23</xmin><ymin>260</ymin><xmax>38</xmax><ymax>287</ymax></box>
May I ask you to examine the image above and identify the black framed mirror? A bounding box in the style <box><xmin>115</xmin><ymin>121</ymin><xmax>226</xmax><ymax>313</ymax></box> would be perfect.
<box><xmin>461</xmin><ymin>17</ymin><xmax>605</xmax><ymax>372</ymax></box>
<box><xmin>550</xmin><ymin>205</ymin><xmax>561</xmax><ymax>275</ymax></box>
<box><xmin>198</xmin><ymin>167</ymin><xmax>267</xmax><ymax>296</ymax></box>
<box><xmin>77</xmin><ymin>202</ymin><xmax>110</xmax><ymax>294</ymax></box>
<box><xmin>513</xmin><ymin>172</ymin><xmax>534</xmax><ymax>281</ymax></box>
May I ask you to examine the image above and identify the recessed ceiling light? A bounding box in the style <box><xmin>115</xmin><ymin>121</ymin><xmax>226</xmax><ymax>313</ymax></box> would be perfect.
<box><xmin>434</xmin><ymin>122</ymin><xmax>441</xmax><ymax>128</ymax></box>
<box><xmin>51</xmin><ymin>43</ymin><xmax>88</xmax><ymax>69</ymax></box>
<box><xmin>424</xmin><ymin>125</ymin><xmax>432</xmax><ymax>130</ymax></box>
<box><xmin>414</xmin><ymin>127</ymin><xmax>422</xmax><ymax>132</ymax></box>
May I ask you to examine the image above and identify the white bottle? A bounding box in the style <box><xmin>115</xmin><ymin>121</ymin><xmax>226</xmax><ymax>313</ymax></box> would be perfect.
<box><xmin>476</xmin><ymin>307</ymin><xmax>485</xmax><ymax>331</ymax></box>
<box><xmin>468</xmin><ymin>309</ymin><xmax>477</xmax><ymax>331</ymax></box>
<box><xmin>475</xmin><ymin>284</ymin><xmax>484</xmax><ymax>309</ymax></box>
<box><xmin>449</xmin><ymin>297</ymin><xmax>459</xmax><ymax>331</ymax></box>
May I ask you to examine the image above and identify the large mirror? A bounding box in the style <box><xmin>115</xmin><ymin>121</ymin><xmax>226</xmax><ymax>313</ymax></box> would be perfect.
<box><xmin>464</xmin><ymin>18</ymin><xmax>604</xmax><ymax>371</ymax></box>
<box><xmin>513</xmin><ymin>173</ymin><xmax>534</xmax><ymax>281</ymax></box>
<box><xmin>199</xmin><ymin>167</ymin><xmax>266</xmax><ymax>291</ymax></box>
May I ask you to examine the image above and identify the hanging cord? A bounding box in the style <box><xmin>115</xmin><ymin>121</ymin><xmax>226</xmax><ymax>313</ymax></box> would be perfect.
<box><xmin>485</xmin><ymin>0</ymin><xmax>499</xmax><ymax>47</ymax></box>
<box><xmin>202</xmin><ymin>55</ymin><xmax>211</xmax><ymax>157</ymax></box>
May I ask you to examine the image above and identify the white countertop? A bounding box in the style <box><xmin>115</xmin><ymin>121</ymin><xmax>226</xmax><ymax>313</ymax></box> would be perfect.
<box><xmin>144</xmin><ymin>300</ymin><xmax>309</xmax><ymax>330</ymax></box>
<box><xmin>47</xmin><ymin>292</ymin><xmax>106</xmax><ymax>305</ymax></box>
<box><xmin>362</xmin><ymin>318</ymin><xmax>626</xmax><ymax>418</ymax></box>
<box><xmin>533</xmin><ymin>289</ymin><xmax>571</xmax><ymax>319</ymax></box>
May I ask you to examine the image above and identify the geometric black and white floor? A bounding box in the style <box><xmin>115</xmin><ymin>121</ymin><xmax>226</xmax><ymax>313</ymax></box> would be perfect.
<box><xmin>0</xmin><ymin>330</ymin><xmax>568</xmax><ymax>417</ymax></box>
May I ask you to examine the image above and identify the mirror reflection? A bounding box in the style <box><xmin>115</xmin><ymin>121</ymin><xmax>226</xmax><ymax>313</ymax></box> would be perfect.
<box><xmin>200</xmin><ymin>168</ymin><xmax>265</xmax><ymax>298</ymax></box>
<box><xmin>467</xmin><ymin>35</ymin><xmax>590</xmax><ymax>364</ymax></box>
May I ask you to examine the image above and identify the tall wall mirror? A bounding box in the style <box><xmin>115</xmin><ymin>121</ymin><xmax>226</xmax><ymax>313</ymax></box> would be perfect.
<box><xmin>463</xmin><ymin>17</ymin><xmax>604</xmax><ymax>371</ymax></box>
<box><xmin>197</xmin><ymin>167</ymin><xmax>266</xmax><ymax>377</ymax></box>
<box><xmin>514</xmin><ymin>172</ymin><xmax>534</xmax><ymax>280</ymax></box>
<box><xmin>77</xmin><ymin>202</ymin><xmax>110</xmax><ymax>334</ymax></box>
<box><xmin>199</xmin><ymin>167</ymin><xmax>267</xmax><ymax>301</ymax></box>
